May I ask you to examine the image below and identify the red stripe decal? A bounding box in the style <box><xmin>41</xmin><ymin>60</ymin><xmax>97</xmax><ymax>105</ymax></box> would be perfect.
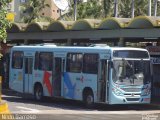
<box><xmin>43</xmin><ymin>71</ymin><xmax>52</xmax><ymax>96</ymax></box>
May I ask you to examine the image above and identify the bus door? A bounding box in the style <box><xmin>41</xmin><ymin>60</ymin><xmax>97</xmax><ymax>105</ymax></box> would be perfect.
<box><xmin>98</xmin><ymin>60</ymin><xmax>108</xmax><ymax>102</ymax></box>
<box><xmin>53</xmin><ymin>58</ymin><xmax>63</xmax><ymax>97</ymax></box>
<box><xmin>24</xmin><ymin>57</ymin><xmax>33</xmax><ymax>93</ymax></box>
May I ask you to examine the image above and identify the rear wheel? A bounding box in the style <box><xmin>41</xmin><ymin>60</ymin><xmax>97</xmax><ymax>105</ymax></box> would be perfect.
<box><xmin>84</xmin><ymin>91</ymin><xmax>94</xmax><ymax>108</ymax></box>
<box><xmin>34</xmin><ymin>85</ymin><xmax>43</xmax><ymax>101</ymax></box>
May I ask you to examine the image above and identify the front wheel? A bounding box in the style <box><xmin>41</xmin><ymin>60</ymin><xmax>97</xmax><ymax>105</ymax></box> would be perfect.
<box><xmin>34</xmin><ymin>85</ymin><xmax>43</xmax><ymax>101</ymax></box>
<box><xmin>84</xmin><ymin>91</ymin><xmax>94</xmax><ymax>108</ymax></box>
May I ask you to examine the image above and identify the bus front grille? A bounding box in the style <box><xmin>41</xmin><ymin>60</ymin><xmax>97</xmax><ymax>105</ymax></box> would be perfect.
<box><xmin>126</xmin><ymin>98</ymin><xmax>140</xmax><ymax>101</ymax></box>
<box><xmin>122</xmin><ymin>88</ymin><xmax>141</xmax><ymax>92</ymax></box>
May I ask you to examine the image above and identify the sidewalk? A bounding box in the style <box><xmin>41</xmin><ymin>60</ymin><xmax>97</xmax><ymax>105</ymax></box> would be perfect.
<box><xmin>0</xmin><ymin>100</ymin><xmax>10</xmax><ymax>114</ymax></box>
<box><xmin>0</xmin><ymin>76</ymin><xmax>10</xmax><ymax>114</ymax></box>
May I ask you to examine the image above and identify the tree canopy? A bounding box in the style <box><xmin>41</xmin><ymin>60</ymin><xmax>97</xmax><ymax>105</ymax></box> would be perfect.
<box><xmin>17</xmin><ymin>0</ymin><xmax>160</xmax><ymax>21</ymax></box>
<box><xmin>60</xmin><ymin>0</ymin><xmax>160</xmax><ymax>20</ymax></box>
<box><xmin>0</xmin><ymin>0</ymin><xmax>12</xmax><ymax>59</ymax></box>
<box><xmin>20</xmin><ymin>0</ymin><xmax>52</xmax><ymax>23</ymax></box>
<box><xmin>0</xmin><ymin>0</ymin><xmax>12</xmax><ymax>43</ymax></box>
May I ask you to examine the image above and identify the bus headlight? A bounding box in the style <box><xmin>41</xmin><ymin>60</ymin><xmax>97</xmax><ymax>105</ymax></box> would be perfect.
<box><xmin>141</xmin><ymin>89</ymin><xmax>150</xmax><ymax>96</ymax></box>
<box><xmin>112</xmin><ymin>88</ymin><xmax>123</xmax><ymax>96</ymax></box>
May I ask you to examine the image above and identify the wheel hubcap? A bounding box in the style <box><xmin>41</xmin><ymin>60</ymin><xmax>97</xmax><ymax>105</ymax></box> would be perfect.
<box><xmin>87</xmin><ymin>95</ymin><xmax>93</xmax><ymax>104</ymax></box>
<box><xmin>36</xmin><ymin>89</ymin><xmax>41</xmax><ymax>100</ymax></box>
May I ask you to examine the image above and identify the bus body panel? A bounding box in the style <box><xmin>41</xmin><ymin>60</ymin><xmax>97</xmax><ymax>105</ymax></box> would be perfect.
<box><xmin>33</xmin><ymin>70</ymin><xmax>53</xmax><ymax>97</ymax></box>
<box><xmin>24</xmin><ymin>57</ymin><xmax>33</xmax><ymax>94</ymax></box>
<box><xmin>9</xmin><ymin>45</ymin><xmax>151</xmax><ymax>105</ymax></box>
<box><xmin>63</xmin><ymin>72</ymin><xmax>98</xmax><ymax>101</ymax></box>
<box><xmin>9</xmin><ymin>68</ymin><xmax>23</xmax><ymax>93</ymax></box>
<box><xmin>109</xmin><ymin>83</ymin><xmax>151</xmax><ymax>104</ymax></box>
<box><xmin>108</xmin><ymin>69</ymin><xmax>151</xmax><ymax>104</ymax></box>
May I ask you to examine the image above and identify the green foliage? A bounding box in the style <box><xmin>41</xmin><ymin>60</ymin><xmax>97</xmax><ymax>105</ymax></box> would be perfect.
<box><xmin>61</xmin><ymin>0</ymin><xmax>160</xmax><ymax>20</ymax></box>
<box><xmin>60</xmin><ymin>0</ymin><xmax>102</xmax><ymax>20</ymax></box>
<box><xmin>77</xmin><ymin>0</ymin><xmax>102</xmax><ymax>19</ymax></box>
<box><xmin>103</xmin><ymin>0</ymin><xmax>114</xmax><ymax>17</ymax></box>
<box><xmin>20</xmin><ymin>0</ymin><xmax>51</xmax><ymax>23</ymax></box>
<box><xmin>157</xmin><ymin>1</ymin><xmax>160</xmax><ymax>16</ymax></box>
<box><xmin>103</xmin><ymin>0</ymin><xmax>150</xmax><ymax>18</ymax></box>
<box><xmin>118</xmin><ymin>0</ymin><xmax>132</xmax><ymax>17</ymax></box>
<box><xmin>0</xmin><ymin>0</ymin><xmax>12</xmax><ymax>59</ymax></box>
<box><xmin>118</xmin><ymin>0</ymin><xmax>160</xmax><ymax>17</ymax></box>
<box><xmin>0</xmin><ymin>0</ymin><xmax>12</xmax><ymax>43</ymax></box>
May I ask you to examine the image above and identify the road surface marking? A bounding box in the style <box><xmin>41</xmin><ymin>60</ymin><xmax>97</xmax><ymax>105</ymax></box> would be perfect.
<box><xmin>23</xmin><ymin>109</ymin><xmax>160</xmax><ymax>115</ymax></box>
<box><xmin>16</xmin><ymin>106</ymin><xmax>40</xmax><ymax>113</ymax></box>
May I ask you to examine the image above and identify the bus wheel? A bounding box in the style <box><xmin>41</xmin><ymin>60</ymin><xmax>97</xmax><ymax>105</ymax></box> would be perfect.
<box><xmin>34</xmin><ymin>85</ymin><xmax>43</xmax><ymax>101</ymax></box>
<box><xmin>84</xmin><ymin>91</ymin><xmax>94</xmax><ymax>108</ymax></box>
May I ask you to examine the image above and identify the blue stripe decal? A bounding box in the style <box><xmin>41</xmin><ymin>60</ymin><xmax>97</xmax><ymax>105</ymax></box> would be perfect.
<box><xmin>63</xmin><ymin>73</ymin><xmax>76</xmax><ymax>98</ymax></box>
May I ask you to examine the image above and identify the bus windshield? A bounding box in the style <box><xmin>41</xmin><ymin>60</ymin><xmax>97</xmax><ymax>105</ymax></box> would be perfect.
<box><xmin>112</xmin><ymin>59</ymin><xmax>151</xmax><ymax>85</ymax></box>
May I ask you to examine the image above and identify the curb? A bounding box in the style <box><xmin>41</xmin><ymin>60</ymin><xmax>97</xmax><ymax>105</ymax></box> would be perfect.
<box><xmin>0</xmin><ymin>101</ymin><xmax>10</xmax><ymax>114</ymax></box>
<box><xmin>2</xmin><ymin>89</ymin><xmax>18</xmax><ymax>95</ymax></box>
<box><xmin>150</xmin><ymin>103</ymin><xmax>160</xmax><ymax>108</ymax></box>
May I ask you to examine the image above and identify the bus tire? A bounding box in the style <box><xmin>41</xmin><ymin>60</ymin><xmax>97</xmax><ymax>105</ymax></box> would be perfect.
<box><xmin>34</xmin><ymin>84</ymin><xmax>43</xmax><ymax>101</ymax></box>
<box><xmin>83</xmin><ymin>90</ymin><xmax>94</xmax><ymax>108</ymax></box>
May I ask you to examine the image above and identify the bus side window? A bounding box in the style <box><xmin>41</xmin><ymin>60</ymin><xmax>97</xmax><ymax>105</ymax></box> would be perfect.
<box><xmin>83</xmin><ymin>54</ymin><xmax>98</xmax><ymax>74</ymax></box>
<box><xmin>38</xmin><ymin>52</ymin><xmax>53</xmax><ymax>71</ymax></box>
<box><xmin>34</xmin><ymin>52</ymin><xmax>39</xmax><ymax>70</ymax></box>
<box><xmin>66</xmin><ymin>53</ymin><xmax>82</xmax><ymax>73</ymax></box>
<box><xmin>12</xmin><ymin>51</ymin><xmax>23</xmax><ymax>69</ymax></box>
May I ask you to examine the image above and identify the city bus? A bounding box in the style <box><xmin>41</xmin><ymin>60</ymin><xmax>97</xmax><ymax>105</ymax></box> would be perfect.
<box><xmin>9</xmin><ymin>45</ymin><xmax>151</xmax><ymax>107</ymax></box>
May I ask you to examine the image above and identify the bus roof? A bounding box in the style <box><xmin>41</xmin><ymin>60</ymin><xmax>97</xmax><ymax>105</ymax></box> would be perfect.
<box><xmin>11</xmin><ymin>45</ymin><xmax>149</xmax><ymax>59</ymax></box>
<box><xmin>111</xmin><ymin>47</ymin><xmax>147</xmax><ymax>51</ymax></box>
<box><xmin>11</xmin><ymin>45</ymin><xmax>148</xmax><ymax>52</ymax></box>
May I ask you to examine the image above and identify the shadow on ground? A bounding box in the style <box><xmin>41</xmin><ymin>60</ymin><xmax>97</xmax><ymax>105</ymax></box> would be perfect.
<box><xmin>2</xmin><ymin>89</ymin><xmax>160</xmax><ymax>111</ymax></box>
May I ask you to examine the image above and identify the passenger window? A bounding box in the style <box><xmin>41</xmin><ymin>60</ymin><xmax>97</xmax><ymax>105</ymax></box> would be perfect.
<box><xmin>34</xmin><ymin>52</ymin><xmax>39</xmax><ymax>70</ymax></box>
<box><xmin>12</xmin><ymin>51</ymin><xmax>24</xmax><ymax>69</ymax></box>
<box><xmin>66</xmin><ymin>53</ymin><xmax>83</xmax><ymax>73</ymax></box>
<box><xmin>83</xmin><ymin>54</ymin><xmax>98</xmax><ymax>74</ymax></box>
<box><xmin>38</xmin><ymin>52</ymin><xmax>53</xmax><ymax>71</ymax></box>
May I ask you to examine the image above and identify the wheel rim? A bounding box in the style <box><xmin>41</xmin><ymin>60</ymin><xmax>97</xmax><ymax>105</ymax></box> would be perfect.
<box><xmin>86</xmin><ymin>95</ymin><xmax>93</xmax><ymax>105</ymax></box>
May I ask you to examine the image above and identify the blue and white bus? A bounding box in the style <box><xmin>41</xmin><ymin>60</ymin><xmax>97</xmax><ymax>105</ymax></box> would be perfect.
<box><xmin>9</xmin><ymin>45</ymin><xmax>151</xmax><ymax>107</ymax></box>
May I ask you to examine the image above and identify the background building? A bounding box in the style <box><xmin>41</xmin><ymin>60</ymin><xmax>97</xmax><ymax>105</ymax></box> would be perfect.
<box><xmin>40</xmin><ymin>0</ymin><xmax>60</xmax><ymax>20</ymax></box>
<box><xmin>8</xmin><ymin>0</ymin><xmax>60</xmax><ymax>22</ymax></box>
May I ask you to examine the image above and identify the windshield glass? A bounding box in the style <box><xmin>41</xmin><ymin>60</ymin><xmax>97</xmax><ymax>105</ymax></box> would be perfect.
<box><xmin>112</xmin><ymin>60</ymin><xmax>151</xmax><ymax>85</ymax></box>
<box><xmin>113</xmin><ymin>50</ymin><xmax>149</xmax><ymax>59</ymax></box>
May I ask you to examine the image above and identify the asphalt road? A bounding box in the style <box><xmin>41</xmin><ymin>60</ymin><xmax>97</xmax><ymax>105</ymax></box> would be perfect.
<box><xmin>1</xmin><ymin>90</ymin><xmax>160</xmax><ymax>120</ymax></box>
